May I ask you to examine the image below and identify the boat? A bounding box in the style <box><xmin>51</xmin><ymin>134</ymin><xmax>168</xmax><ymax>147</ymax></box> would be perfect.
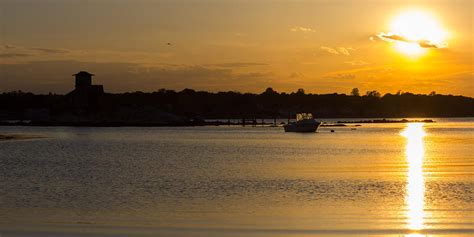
<box><xmin>284</xmin><ymin>113</ymin><xmax>321</xmax><ymax>132</ymax></box>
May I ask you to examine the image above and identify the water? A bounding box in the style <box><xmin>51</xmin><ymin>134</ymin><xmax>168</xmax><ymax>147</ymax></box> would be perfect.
<box><xmin>0</xmin><ymin>118</ymin><xmax>473</xmax><ymax>236</ymax></box>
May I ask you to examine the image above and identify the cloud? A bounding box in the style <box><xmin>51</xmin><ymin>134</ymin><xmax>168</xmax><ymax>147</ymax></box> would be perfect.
<box><xmin>320</xmin><ymin>46</ymin><xmax>339</xmax><ymax>55</ymax></box>
<box><xmin>327</xmin><ymin>73</ymin><xmax>356</xmax><ymax>80</ymax></box>
<box><xmin>417</xmin><ymin>40</ymin><xmax>446</xmax><ymax>48</ymax></box>
<box><xmin>205</xmin><ymin>62</ymin><xmax>268</xmax><ymax>68</ymax></box>
<box><xmin>320</xmin><ymin>46</ymin><xmax>354</xmax><ymax>55</ymax></box>
<box><xmin>30</xmin><ymin>47</ymin><xmax>70</xmax><ymax>54</ymax></box>
<box><xmin>1</xmin><ymin>45</ymin><xmax>71</xmax><ymax>61</ymax></box>
<box><xmin>290</xmin><ymin>26</ymin><xmax>315</xmax><ymax>32</ymax></box>
<box><xmin>376</xmin><ymin>32</ymin><xmax>447</xmax><ymax>48</ymax></box>
<box><xmin>289</xmin><ymin>72</ymin><xmax>304</xmax><ymax>78</ymax></box>
<box><xmin>337</xmin><ymin>47</ymin><xmax>351</xmax><ymax>56</ymax></box>
<box><xmin>345</xmin><ymin>60</ymin><xmax>369</xmax><ymax>66</ymax></box>
<box><xmin>0</xmin><ymin>53</ymin><xmax>32</xmax><ymax>58</ymax></box>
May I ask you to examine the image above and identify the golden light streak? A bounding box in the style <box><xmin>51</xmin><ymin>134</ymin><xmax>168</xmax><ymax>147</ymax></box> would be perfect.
<box><xmin>401</xmin><ymin>123</ymin><xmax>426</xmax><ymax>234</ymax></box>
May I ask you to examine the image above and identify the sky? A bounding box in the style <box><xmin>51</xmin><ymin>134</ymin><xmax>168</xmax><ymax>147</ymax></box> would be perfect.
<box><xmin>1</xmin><ymin>0</ymin><xmax>473</xmax><ymax>96</ymax></box>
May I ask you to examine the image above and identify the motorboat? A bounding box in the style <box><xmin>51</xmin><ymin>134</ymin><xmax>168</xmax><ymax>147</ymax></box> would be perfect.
<box><xmin>284</xmin><ymin>113</ymin><xmax>321</xmax><ymax>132</ymax></box>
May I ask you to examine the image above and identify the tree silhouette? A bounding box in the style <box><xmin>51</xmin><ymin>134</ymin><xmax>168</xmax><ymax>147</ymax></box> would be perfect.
<box><xmin>350</xmin><ymin>88</ymin><xmax>360</xmax><ymax>96</ymax></box>
<box><xmin>0</xmin><ymin>88</ymin><xmax>473</xmax><ymax>123</ymax></box>
<box><xmin>366</xmin><ymin>90</ymin><xmax>381</xmax><ymax>98</ymax></box>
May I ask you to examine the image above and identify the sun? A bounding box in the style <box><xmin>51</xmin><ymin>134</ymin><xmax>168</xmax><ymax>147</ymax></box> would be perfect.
<box><xmin>390</xmin><ymin>10</ymin><xmax>447</xmax><ymax>57</ymax></box>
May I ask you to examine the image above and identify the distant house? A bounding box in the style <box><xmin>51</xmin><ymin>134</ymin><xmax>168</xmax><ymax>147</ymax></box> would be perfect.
<box><xmin>67</xmin><ymin>71</ymin><xmax>104</xmax><ymax>109</ymax></box>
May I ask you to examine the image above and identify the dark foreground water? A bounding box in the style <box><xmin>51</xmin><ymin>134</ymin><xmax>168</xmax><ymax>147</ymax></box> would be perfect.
<box><xmin>0</xmin><ymin>118</ymin><xmax>473</xmax><ymax>236</ymax></box>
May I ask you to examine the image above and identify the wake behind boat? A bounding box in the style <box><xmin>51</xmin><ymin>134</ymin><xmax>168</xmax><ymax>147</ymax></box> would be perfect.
<box><xmin>284</xmin><ymin>113</ymin><xmax>321</xmax><ymax>132</ymax></box>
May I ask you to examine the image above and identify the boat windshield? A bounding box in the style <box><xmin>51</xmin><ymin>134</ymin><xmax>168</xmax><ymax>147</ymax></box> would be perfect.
<box><xmin>296</xmin><ymin>113</ymin><xmax>313</xmax><ymax>121</ymax></box>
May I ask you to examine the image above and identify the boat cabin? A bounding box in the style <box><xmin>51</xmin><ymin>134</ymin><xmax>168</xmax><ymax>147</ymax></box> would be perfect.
<box><xmin>296</xmin><ymin>113</ymin><xmax>314</xmax><ymax>121</ymax></box>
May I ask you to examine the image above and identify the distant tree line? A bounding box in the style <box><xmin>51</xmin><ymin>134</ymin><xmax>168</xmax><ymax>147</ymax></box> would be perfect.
<box><xmin>0</xmin><ymin>88</ymin><xmax>473</xmax><ymax>119</ymax></box>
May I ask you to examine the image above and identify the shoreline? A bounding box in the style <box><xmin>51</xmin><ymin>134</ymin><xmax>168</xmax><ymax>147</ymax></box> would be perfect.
<box><xmin>336</xmin><ymin>118</ymin><xmax>435</xmax><ymax>123</ymax></box>
<box><xmin>0</xmin><ymin>118</ymin><xmax>435</xmax><ymax>127</ymax></box>
<box><xmin>0</xmin><ymin>134</ymin><xmax>43</xmax><ymax>140</ymax></box>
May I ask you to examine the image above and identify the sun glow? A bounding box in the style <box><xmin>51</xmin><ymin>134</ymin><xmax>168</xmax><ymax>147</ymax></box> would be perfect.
<box><xmin>390</xmin><ymin>10</ymin><xmax>447</xmax><ymax>57</ymax></box>
<box><xmin>401</xmin><ymin>123</ymin><xmax>426</xmax><ymax>234</ymax></box>
<box><xmin>394</xmin><ymin>42</ymin><xmax>426</xmax><ymax>57</ymax></box>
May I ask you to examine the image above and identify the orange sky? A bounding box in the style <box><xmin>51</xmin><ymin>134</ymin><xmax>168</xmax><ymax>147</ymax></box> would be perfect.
<box><xmin>1</xmin><ymin>0</ymin><xmax>473</xmax><ymax>96</ymax></box>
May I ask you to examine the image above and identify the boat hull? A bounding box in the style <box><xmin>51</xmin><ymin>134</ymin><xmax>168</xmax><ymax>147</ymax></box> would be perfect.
<box><xmin>284</xmin><ymin>122</ymin><xmax>321</xmax><ymax>132</ymax></box>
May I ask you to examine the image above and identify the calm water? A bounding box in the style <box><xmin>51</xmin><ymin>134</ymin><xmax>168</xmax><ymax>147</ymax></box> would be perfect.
<box><xmin>0</xmin><ymin>118</ymin><xmax>473</xmax><ymax>236</ymax></box>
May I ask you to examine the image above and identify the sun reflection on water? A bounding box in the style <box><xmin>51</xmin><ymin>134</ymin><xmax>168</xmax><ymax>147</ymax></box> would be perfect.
<box><xmin>401</xmin><ymin>123</ymin><xmax>426</xmax><ymax>234</ymax></box>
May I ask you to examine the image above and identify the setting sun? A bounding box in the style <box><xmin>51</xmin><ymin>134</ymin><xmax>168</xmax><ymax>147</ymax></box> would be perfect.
<box><xmin>390</xmin><ymin>10</ymin><xmax>448</xmax><ymax>56</ymax></box>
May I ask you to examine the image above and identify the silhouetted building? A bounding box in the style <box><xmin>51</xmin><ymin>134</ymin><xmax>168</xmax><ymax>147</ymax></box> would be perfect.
<box><xmin>75</xmin><ymin>71</ymin><xmax>93</xmax><ymax>89</ymax></box>
<box><xmin>67</xmin><ymin>71</ymin><xmax>104</xmax><ymax>109</ymax></box>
